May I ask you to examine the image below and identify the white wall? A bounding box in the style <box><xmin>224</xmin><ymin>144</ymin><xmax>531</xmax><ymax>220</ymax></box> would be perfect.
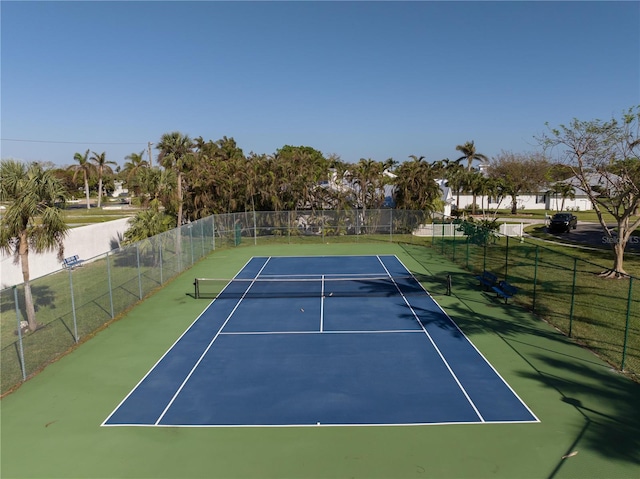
<box><xmin>0</xmin><ymin>218</ymin><xmax>130</xmax><ymax>289</ymax></box>
<box><xmin>452</xmin><ymin>193</ymin><xmax>593</xmax><ymax>212</ymax></box>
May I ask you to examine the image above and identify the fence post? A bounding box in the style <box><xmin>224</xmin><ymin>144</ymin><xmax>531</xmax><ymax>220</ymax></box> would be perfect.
<box><xmin>504</xmin><ymin>235</ymin><xmax>510</xmax><ymax>281</ymax></box>
<box><xmin>389</xmin><ymin>209</ymin><xmax>393</xmax><ymax>242</ymax></box>
<box><xmin>452</xmin><ymin>223</ymin><xmax>457</xmax><ymax>262</ymax></box>
<box><xmin>106</xmin><ymin>251</ymin><xmax>114</xmax><ymax>319</ymax></box>
<box><xmin>13</xmin><ymin>286</ymin><xmax>27</xmax><ymax>381</ymax></box>
<box><xmin>252</xmin><ymin>210</ymin><xmax>257</xmax><ymax>246</ymax></box>
<box><xmin>176</xmin><ymin>228</ymin><xmax>182</xmax><ymax>273</ymax></box>
<box><xmin>483</xmin><ymin>242</ymin><xmax>487</xmax><ymax>272</ymax></box>
<box><xmin>212</xmin><ymin>215</ymin><xmax>216</xmax><ymax>251</ymax></box>
<box><xmin>68</xmin><ymin>268</ymin><xmax>79</xmax><ymax>343</ymax></box>
<box><xmin>159</xmin><ymin>242</ymin><xmax>164</xmax><ymax>285</ymax></box>
<box><xmin>201</xmin><ymin>220</ymin><xmax>206</xmax><ymax>257</ymax></box>
<box><xmin>189</xmin><ymin>224</ymin><xmax>194</xmax><ymax>266</ymax></box>
<box><xmin>568</xmin><ymin>257</ymin><xmax>578</xmax><ymax>337</ymax></box>
<box><xmin>465</xmin><ymin>236</ymin><xmax>470</xmax><ymax>270</ymax></box>
<box><xmin>621</xmin><ymin>277</ymin><xmax>633</xmax><ymax>370</ymax></box>
<box><xmin>532</xmin><ymin>245</ymin><xmax>539</xmax><ymax>312</ymax></box>
<box><xmin>136</xmin><ymin>243</ymin><xmax>143</xmax><ymax>300</ymax></box>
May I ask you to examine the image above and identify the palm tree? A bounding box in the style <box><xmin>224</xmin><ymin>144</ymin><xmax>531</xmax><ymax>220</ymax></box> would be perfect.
<box><xmin>69</xmin><ymin>150</ymin><xmax>94</xmax><ymax>209</ymax></box>
<box><xmin>0</xmin><ymin>160</ymin><xmax>69</xmax><ymax>331</ymax></box>
<box><xmin>440</xmin><ymin>158</ymin><xmax>465</xmax><ymax>212</ymax></box>
<box><xmin>90</xmin><ymin>151</ymin><xmax>117</xmax><ymax>208</ymax></box>
<box><xmin>123</xmin><ymin>199</ymin><xmax>174</xmax><ymax>243</ymax></box>
<box><xmin>456</xmin><ymin>140</ymin><xmax>488</xmax><ymax>172</ymax></box>
<box><xmin>466</xmin><ymin>171</ymin><xmax>487</xmax><ymax>215</ymax></box>
<box><xmin>550</xmin><ymin>181</ymin><xmax>576</xmax><ymax>211</ymax></box>
<box><xmin>156</xmin><ymin>132</ymin><xmax>195</xmax><ymax>227</ymax></box>
<box><xmin>122</xmin><ymin>150</ymin><xmax>149</xmax><ymax>198</ymax></box>
<box><xmin>393</xmin><ymin>155</ymin><xmax>442</xmax><ymax>211</ymax></box>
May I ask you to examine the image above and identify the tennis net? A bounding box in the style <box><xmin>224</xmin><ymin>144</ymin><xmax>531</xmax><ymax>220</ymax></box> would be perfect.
<box><xmin>193</xmin><ymin>275</ymin><xmax>428</xmax><ymax>299</ymax></box>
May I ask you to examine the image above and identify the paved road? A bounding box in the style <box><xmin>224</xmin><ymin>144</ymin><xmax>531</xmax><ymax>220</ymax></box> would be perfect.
<box><xmin>541</xmin><ymin>221</ymin><xmax>640</xmax><ymax>252</ymax></box>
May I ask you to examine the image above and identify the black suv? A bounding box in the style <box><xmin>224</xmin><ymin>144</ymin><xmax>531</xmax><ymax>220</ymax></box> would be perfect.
<box><xmin>548</xmin><ymin>212</ymin><xmax>578</xmax><ymax>233</ymax></box>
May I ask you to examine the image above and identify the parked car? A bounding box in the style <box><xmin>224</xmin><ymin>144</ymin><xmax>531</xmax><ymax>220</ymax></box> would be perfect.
<box><xmin>548</xmin><ymin>212</ymin><xmax>578</xmax><ymax>233</ymax></box>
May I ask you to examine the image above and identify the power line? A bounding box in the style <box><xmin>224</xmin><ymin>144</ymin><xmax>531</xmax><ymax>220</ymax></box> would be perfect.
<box><xmin>1</xmin><ymin>138</ymin><xmax>148</xmax><ymax>145</ymax></box>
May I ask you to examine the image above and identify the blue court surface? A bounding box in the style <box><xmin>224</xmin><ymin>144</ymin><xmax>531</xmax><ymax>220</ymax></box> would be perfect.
<box><xmin>103</xmin><ymin>255</ymin><xmax>538</xmax><ymax>427</ymax></box>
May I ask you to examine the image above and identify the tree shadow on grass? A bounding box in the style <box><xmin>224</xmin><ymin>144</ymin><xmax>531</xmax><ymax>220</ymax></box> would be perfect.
<box><xmin>520</xmin><ymin>355</ymin><xmax>640</xmax><ymax>476</ymax></box>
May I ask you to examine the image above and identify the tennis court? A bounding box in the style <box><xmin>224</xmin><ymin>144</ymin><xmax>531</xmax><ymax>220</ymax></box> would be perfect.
<box><xmin>104</xmin><ymin>255</ymin><xmax>537</xmax><ymax>427</ymax></box>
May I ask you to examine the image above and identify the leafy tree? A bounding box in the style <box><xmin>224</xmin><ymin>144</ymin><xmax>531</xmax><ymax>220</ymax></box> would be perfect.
<box><xmin>274</xmin><ymin>145</ymin><xmax>329</xmax><ymax>211</ymax></box>
<box><xmin>0</xmin><ymin>160</ymin><xmax>69</xmax><ymax>331</ymax></box>
<box><xmin>540</xmin><ymin>106</ymin><xmax>640</xmax><ymax>278</ymax></box>
<box><xmin>345</xmin><ymin>158</ymin><xmax>394</xmax><ymax>210</ymax></box>
<box><xmin>68</xmin><ymin>149</ymin><xmax>95</xmax><ymax>209</ymax></box>
<box><xmin>393</xmin><ymin>155</ymin><xmax>442</xmax><ymax>212</ymax></box>
<box><xmin>90</xmin><ymin>151</ymin><xmax>117</xmax><ymax>208</ymax></box>
<box><xmin>190</xmin><ymin>136</ymin><xmax>246</xmax><ymax>216</ymax></box>
<box><xmin>456</xmin><ymin>217</ymin><xmax>500</xmax><ymax>246</ymax></box>
<box><xmin>156</xmin><ymin>131</ymin><xmax>195</xmax><ymax>227</ymax></box>
<box><xmin>488</xmin><ymin>151</ymin><xmax>550</xmax><ymax>214</ymax></box>
<box><xmin>123</xmin><ymin>199</ymin><xmax>174</xmax><ymax>243</ymax></box>
<box><xmin>456</xmin><ymin>140</ymin><xmax>488</xmax><ymax>171</ymax></box>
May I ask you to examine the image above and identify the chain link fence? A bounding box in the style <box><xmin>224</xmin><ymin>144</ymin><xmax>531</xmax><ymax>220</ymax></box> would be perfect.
<box><xmin>3</xmin><ymin>210</ymin><xmax>636</xmax><ymax>394</ymax></box>
<box><xmin>0</xmin><ymin>209</ymin><xmax>431</xmax><ymax>394</ymax></box>
<box><xmin>430</xmin><ymin>218</ymin><xmax>639</xmax><ymax>380</ymax></box>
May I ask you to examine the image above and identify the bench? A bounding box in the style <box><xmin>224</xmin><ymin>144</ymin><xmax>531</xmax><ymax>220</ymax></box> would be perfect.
<box><xmin>63</xmin><ymin>255</ymin><xmax>83</xmax><ymax>270</ymax></box>
<box><xmin>492</xmin><ymin>280</ymin><xmax>518</xmax><ymax>304</ymax></box>
<box><xmin>475</xmin><ymin>270</ymin><xmax>498</xmax><ymax>290</ymax></box>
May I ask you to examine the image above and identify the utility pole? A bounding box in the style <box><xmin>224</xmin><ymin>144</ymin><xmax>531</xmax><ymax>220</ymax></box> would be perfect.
<box><xmin>148</xmin><ymin>142</ymin><xmax>154</xmax><ymax>165</ymax></box>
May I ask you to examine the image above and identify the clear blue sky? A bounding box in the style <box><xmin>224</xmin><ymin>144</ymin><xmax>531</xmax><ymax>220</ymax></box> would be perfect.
<box><xmin>2</xmin><ymin>1</ymin><xmax>639</xmax><ymax>168</ymax></box>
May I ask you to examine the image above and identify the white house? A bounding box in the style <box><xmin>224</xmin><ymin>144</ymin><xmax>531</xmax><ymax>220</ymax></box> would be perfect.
<box><xmin>440</xmin><ymin>179</ymin><xmax>593</xmax><ymax>214</ymax></box>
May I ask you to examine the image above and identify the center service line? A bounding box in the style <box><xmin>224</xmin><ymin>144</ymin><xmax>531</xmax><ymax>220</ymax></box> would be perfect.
<box><xmin>320</xmin><ymin>274</ymin><xmax>325</xmax><ymax>333</ymax></box>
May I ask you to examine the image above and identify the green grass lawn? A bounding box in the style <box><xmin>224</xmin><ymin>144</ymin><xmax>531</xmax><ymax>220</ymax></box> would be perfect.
<box><xmin>62</xmin><ymin>205</ymin><xmax>138</xmax><ymax>226</ymax></box>
<box><xmin>432</xmin><ymin>233</ymin><xmax>640</xmax><ymax>382</ymax></box>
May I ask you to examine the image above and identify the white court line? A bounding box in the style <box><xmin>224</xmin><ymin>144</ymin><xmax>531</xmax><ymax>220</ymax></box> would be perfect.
<box><xmin>392</xmin><ymin>255</ymin><xmax>540</xmax><ymax>423</ymax></box>
<box><xmin>153</xmin><ymin>257</ymin><xmax>273</xmax><ymax>426</ymax></box>
<box><xmin>218</xmin><ymin>329</ymin><xmax>423</xmax><ymax>335</ymax></box>
<box><xmin>320</xmin><ymin>274</ymin><xmax>325</xmax><ymax>332</ymax></box>
<box><xmin>376</xmin><ymin>255</ymin><xmax>486</xmax><ymax>423</ymax></box>
<box><xmin>108</xmin><ymin>418</ymin><xmax>539</xmax><ymax>428</ymax></box>
<box><xmin>101</xmin><ymin>255</ymin><xmax>258</xmax><ymax>427</ymax></box>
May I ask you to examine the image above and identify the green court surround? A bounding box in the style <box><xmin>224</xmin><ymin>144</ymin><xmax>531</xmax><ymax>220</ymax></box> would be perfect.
<box><xmin>1</xmin><ymin>243</ymin><xmax>639</xmax><ymax>478</ymax></box>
